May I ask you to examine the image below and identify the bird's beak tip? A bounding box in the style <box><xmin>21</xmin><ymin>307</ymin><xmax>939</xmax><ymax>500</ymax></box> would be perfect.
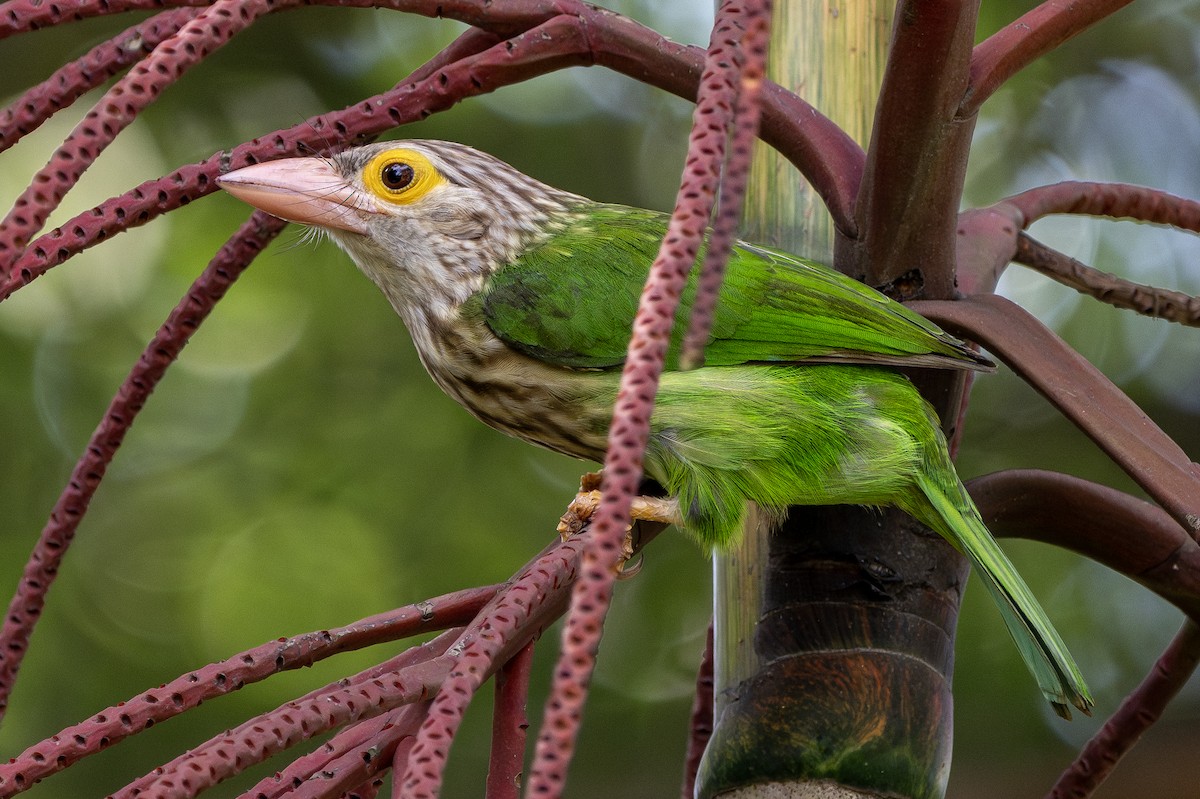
<box><xmin>216</xmin><ymin>158</ymin><xmax>370</xmax><ymax>236</ymax></box>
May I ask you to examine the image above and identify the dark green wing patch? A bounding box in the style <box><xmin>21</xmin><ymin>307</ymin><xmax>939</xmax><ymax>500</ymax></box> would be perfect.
<box><xmin>477</xmin><ymin>203</ymin><xmax>990</xmax><ymax>372</ymax></box>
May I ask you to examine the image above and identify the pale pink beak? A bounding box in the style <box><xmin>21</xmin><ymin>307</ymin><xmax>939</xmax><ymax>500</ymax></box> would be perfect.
<box><xmin>217</xmin><ymin>158</ymin><xmax>375</xmax><ymax>235</ymax></box>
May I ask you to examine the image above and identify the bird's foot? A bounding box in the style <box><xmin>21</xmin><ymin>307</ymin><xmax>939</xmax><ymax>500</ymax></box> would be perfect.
<box><xmin>556</xmin><ymin>482</ymin><xmax>681</xmax><ymax>577</ymax></box>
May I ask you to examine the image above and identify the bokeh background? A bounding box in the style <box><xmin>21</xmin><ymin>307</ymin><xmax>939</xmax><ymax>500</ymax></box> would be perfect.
<box><xmin>1</xmin><ymin>1</ymin><xmax>1199</xmax><ymax>796</ymax></box>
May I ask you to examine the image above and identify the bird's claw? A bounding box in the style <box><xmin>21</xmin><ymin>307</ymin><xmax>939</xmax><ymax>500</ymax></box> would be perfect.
<box><xmin>556</xmin><ymin>482</ymin><xmax>681</xmax><ymax>578</ymax></box>
<box><xmin>557</xmin><ymin>489</ymin><xmax>604</xmax><ymax>541</ymax></box>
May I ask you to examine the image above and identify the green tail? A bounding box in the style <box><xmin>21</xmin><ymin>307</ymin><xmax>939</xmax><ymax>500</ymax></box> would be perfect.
<box><xmin>910</xmin><ymin>473</ymin><xmax>1094</xmax><ymax>719</ymax></box>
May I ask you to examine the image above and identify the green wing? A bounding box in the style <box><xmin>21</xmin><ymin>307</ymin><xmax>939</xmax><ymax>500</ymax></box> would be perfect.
<box><xmin>473</xmin><ymin>203</ymin><xmax>990</xmax><ymax>372</ymax></box>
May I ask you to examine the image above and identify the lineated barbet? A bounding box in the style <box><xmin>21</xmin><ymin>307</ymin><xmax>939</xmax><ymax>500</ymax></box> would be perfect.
<box><xmin>218</xmin><ymin>140</ymin><xmax>1092</xmax><ymax>718</ymax></box>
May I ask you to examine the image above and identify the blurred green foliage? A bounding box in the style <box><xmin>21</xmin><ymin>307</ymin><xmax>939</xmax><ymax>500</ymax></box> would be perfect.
<box><xmin>1</xmin><ymin>2</ymin><xmax>1199</xmax><ymax>797</ymax></box>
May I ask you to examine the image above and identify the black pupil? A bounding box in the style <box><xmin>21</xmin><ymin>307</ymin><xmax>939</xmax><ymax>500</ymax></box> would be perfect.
<box><xmin>381</xmin><ymin>162</ymin><xmax>414</xmax><ymax>191</ymax></box>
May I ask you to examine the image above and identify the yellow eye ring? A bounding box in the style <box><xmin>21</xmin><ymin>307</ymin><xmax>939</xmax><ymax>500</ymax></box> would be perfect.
<box><xmin>362</xmin><ymin>148</ymin><xmax>443</xmax><ymax>204</ymax></box>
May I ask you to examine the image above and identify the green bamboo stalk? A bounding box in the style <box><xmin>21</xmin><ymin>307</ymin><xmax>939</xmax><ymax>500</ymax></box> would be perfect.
<box><xmin>698</xmin><ymin>2</ymin><xmax>967</xmax><ymax>797</ymax></box>
<box><xmin>740</xmin><ymin>0</ymin><xmax>892</xmax><ymax>260</ymax></box>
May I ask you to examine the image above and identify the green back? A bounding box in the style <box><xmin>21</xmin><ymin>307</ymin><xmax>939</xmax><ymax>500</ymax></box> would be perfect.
<box><xmin>472</xmin><ymin>203</ymin><xmax>986</xmax><ymax>372</ymax></box>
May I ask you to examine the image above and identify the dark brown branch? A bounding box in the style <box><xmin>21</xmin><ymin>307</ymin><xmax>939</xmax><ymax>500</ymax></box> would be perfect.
<box><xmin>847</xmin><ymin>0</ymin><xmax>979</xmax><ymax>295</ymax></box>
<box><xmin>1015</xmin><ymin>232</ymin><xmax>1200</xmax><ymax>326</ymax></box>
<box><xmin>680</xmin><ymin>622</ymin><xmax>714</xmax><ymax>799</ymax></box>
<box><xmin>967</xmin><ymin>470</ymin><xmax>1200</xmax><ymax>619</ymax></box>
<box><xmin>962</xmin><ymin>0</ymin><xmax>1134</xmax><ymax>117</ymax></box>
<box><xmin>1047</xmin><ymin>622</ymin><xmax>1200</xmax><ymax>799</ymax></box>
<box><xmin>914</xmin><ymin>295</ymin><xmax>1200</xmax><ymax>536</ymax></box>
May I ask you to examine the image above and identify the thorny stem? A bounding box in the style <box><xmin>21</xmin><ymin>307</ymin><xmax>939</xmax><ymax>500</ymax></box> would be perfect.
<box><xmin>0</xmin><ymin>0</ymin><xmax>282</xmax><ymax>270</ymax></box>
<box><xmin>1</xmin><ymin>594</ymin><xmax>491</xmax><ymax>795</ymax></box>
<box><xmin>0</xmin><ymin>7</ymin><xmax>202</xmax><ymax>154</ymax></box>
<box><xmin>282</xmin><ymin>702</ymin><xmax>431</xmax><ymax>799</ymax></box>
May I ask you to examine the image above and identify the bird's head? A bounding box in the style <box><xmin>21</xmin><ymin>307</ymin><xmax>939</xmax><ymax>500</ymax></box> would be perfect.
<box><xmin>218</xmin><ymin>140</ymin><xmax>581</xmax><ymax>323</ymax></box>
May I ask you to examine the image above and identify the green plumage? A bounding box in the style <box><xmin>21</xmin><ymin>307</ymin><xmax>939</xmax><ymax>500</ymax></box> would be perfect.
<box><xmin>482</xmin><ymin>204</ymin><xmax>991</xmax><ymax>372</ymax></box>
<box><xmin>217</xmin><ymin>139</ymin><xmax>1093</xmax><ymax>719</ymax></box>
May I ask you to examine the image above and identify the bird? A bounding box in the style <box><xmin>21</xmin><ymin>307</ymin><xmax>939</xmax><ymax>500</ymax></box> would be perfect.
<box><xmin>217</xmin><ymin>139</ymin><xmax>1093</xmax><ymax>718</ymax></box>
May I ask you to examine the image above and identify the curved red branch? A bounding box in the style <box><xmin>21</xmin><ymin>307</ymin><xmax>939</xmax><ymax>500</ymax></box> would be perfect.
<box><xmin>967</xmin><ymin>469</ymin><xmax>1200</xmax><ymax>618</ymax></box>
<box><xmin>0</xmin><ymin>1</ymin><xmax>860</xmax><ymax>287</ymax></box>
<box><xmin>0</xmin><ymin>8</ymin><xmax>201</xmax><ymax>154</ymax></box>
<box><xmin>124</xmin><ymin>655</ymin><xmax>454</xmax><ymax>799</ymax></box>
<box><xmin>915</xmin><ymin>295</ymin><xmax>1200</xmax><ymax>537</ymax></box>
<box><xmin>963</xmin><ymin>0</ymin><xmax>1134</xmax><ymax>117</ymax></box>
<box><xmin>1004</xmin><ymin>180</ymin><xmax>1200</xmax><ymax>231</ymax></box>
<box><xmin>397</xmin><ymin>533</ymin><xmax>584</xmax><ymax>798</ymax></box>
<box><xmin>0</xmin><ymin>0</ymin><xmax>283</xmax><ymax>271</ymax></box>
<box><xmin>270</xmin><ymin>702</ymin><xmax>430</xmax><ymax>799</ymax></box>
<box><xmin>0</xmin><ymin>19</ymin><xmax>591</xmax><ymax>303</ymax></box>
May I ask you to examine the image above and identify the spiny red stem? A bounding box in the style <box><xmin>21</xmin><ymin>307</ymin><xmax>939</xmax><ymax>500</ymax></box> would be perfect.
<box><xmin>396</xmin><ymin>534</ymin><xmax>587</xmax><ymax>798</ymax></box>
<box><xmin>525</xmin><ymin>1</ymin><xmax>764</xmax><ymax>794</ymax></box>
<box><xmin>138</xmin><ymin>633</ymin><xmax>456</xmax><ymax>791</ymax></box>
<box><xmin>0</xmin><ymin>17</ymin><xmax>593</xmax><ymax>304</ymax></box>
<box><xmin>127</xmin><ymin>656</ymin><xmax>454</xmax><ymax>799</ymax></box>
<box><xmin>0</xmin><ymin>2</ymin><xmax>858</xmax><ymax>304</ymax></box>
<box><xmin>244</xmin><ymin>703</ymin><xmax>418</xmax><ymax>799</ymax></box>
<box><xmin>282</xmin><ymin>702</ymin><xmax>431</xmax><ymax>799</ymax></box>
